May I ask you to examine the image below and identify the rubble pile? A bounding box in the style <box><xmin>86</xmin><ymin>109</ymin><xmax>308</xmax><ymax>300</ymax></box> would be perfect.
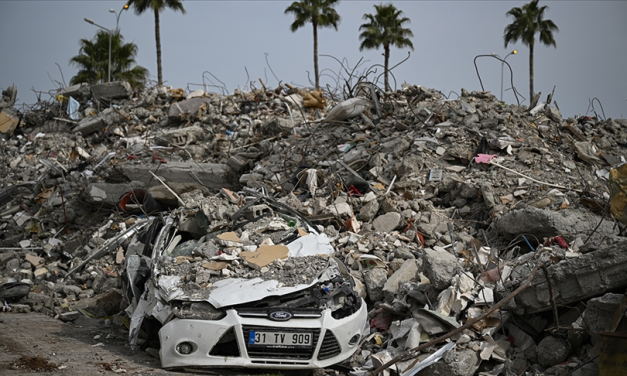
<box><xmin>2</xmin><ymin>79</ymin><xmax>627</xmax><ymax>376</ymax></box>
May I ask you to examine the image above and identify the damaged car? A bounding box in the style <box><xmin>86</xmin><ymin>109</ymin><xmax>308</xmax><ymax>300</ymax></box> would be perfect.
<box><xmin>122</xmin><ymin>191</ymin><xmax>368</xmax><ymax>371</ymax></box>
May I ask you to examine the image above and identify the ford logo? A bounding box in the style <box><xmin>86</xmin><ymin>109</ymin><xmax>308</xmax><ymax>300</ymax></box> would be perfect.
<box><xmin>269</xmin><ymin>310</ymin><xmax>292</xmax><ymax>321</ymax></box>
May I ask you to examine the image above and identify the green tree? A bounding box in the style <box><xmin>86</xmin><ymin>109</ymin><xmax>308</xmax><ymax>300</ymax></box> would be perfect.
<box><xmin>504</xmin><ymin>0</ymin><xmax>558</xmax><ymax>103</ymax></box>
<box><xmin>285</xmin><ymin>0</ymin><xmax>341</xmax><ymax>90</ymax></box>
<box><xmin>359</xmin><ymin>3</ymin><xmax>413</xmax><ymax>92</ymax></box>
<box><xmin>69</xmin><ymin>30</ymin><xmax>149</xmax><ymax>89</ymax></box>
<box><xmin>126</xmin><ymin>0</ymin><xmax>186</xmax><ymax>86</ymax></box>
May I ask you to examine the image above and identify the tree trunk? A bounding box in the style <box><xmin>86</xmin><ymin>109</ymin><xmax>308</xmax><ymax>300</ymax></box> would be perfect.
<box><xmin>154</xmin><ymin>8</ymin><xmax>162</xmax><ymax>86</ymax></box>
<box><xmin>384</xmin><ymin>43</ymin><xmax>390</xmax><ymax>92</ymax></box>
<box><xmin>529</xmin><ymin>42</ymin><xmax>534</xmax><ymax>106</ymax></box>
<box><xmin>313</xmin><ymin>20</ymin><xmax>319</xmax><ymax>90</ymax></box>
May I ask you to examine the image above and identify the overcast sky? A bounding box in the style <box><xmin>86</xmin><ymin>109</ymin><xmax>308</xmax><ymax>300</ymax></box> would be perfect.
<box><xmin>1</xmin><ymin>0</ymin><xmax>626</xmax><ymax>119</ymax></box>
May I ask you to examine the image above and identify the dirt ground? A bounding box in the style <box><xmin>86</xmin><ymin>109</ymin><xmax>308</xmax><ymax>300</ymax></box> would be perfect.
<box><xmin>0</xmin><ymin>312</ymin><xmax>325</xmax><ymax>375</ymax></box>
<box><xmin>0</xmin><ymin>311</ymin><xmax>177</xmax><ymax>375</ymax></box>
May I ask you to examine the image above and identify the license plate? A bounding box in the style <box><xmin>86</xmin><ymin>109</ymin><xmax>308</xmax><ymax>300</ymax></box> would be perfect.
<box><xmin>248</xmin><ymin>331</ymin><xmax>312</xmax><ymax>347</ymax></box>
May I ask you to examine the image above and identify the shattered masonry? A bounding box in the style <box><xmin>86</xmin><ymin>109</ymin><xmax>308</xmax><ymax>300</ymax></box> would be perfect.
<box><xmin>1</xmin><ymin>80</ymin><xmax>627</xmax><ymax>376</ymax></box>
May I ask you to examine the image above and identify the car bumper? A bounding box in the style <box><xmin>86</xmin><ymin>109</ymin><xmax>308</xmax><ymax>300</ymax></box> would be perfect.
<box><xmin>158</xmin><ymin>299</ymin><xmax>368</xmax><ymax>370</ymax></box>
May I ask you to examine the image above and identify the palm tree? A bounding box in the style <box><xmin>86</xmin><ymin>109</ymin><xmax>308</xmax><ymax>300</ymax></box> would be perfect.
<box><xmin>69</xmin><ymin>30</ymin><xmax>149</xmax><ymax>89</ymax></box>
<box><xmin>359</xmin><ymin>3</ymin><xmax>413</xmax><ymax>92</ymax></box>
<box><xmin>504</xmin><ymin>0</ymin><xmax>558</xmax><ymax>103</ymax></box>
<box><xmin>126</xmin><ymin>0</ymin><xmax>186</xmax><ymax>86</ymax></box>
<box><xmin>285</xmin><ymin>0</ymin><xmax>341</xmax><ymax>90</ymax></box>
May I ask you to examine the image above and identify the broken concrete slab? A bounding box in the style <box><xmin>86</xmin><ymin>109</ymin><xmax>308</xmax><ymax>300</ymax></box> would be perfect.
<box><xmin>168</xmin><ymin>97</ymin><xmax>212</xmax><ymax>119</ymax></box>
<box><xmin>73</xmin><ymin>107</ymin><xmax>126</xmax><ymax>136</ymax></box>
<box><xmin>56</xmin><ymin>83</ymin><xmax>91</xmax><ymax>101</ymax></box>
<box><xmin>514</xmin><ymin>238</ymin><xmax>627</xmax><ymax>314</ymax></box>
<box><xmin>117</xmin><ymin>161</ymin><xmax>237</xmax><ymax>189</ymax></box>
<box><xmin>383</xmin><ymin>259</ymin><xmax>420</xmax><ymax>303</ymax></box>
<box><xmin>496</xmin><ymin>207</ymin><xmax>616</xmax><ymax>243</ymax></box>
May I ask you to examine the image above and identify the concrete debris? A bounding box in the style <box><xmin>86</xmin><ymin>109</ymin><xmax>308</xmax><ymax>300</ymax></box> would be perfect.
<box><xmin>1</xmin><ymin>79</ymin><xmax>626</xmax><ymax>375</ymax></box>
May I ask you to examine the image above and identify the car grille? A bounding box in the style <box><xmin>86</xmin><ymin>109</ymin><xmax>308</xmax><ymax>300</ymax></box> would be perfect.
<box><xmin>318</xmin><ymin>330</ymin><xmax>341</xmax><ymax>360</ymax></box>
<box><xmin>236</xmin><ymin>308</ymin><xmax>322</xmax><ymax>319</ymax></box>
<box><xmin>242</xmin><ymin>325</ymin><xmax>321</xmax><ymax>360</ymax></box>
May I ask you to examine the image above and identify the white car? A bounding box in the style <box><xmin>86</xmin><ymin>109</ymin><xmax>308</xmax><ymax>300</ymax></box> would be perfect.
<box><xmin>123</xmin><ymin>193</ymin><xmax>368</xmax><ymax>371</ymax></box>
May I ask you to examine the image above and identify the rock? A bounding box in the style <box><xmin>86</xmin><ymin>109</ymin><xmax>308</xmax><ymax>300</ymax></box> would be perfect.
<box><xmin>62</xmin><ymin>285</ymin><xmax>83</xmax><ymax>296</ymax></box>
<box><xmin>10</xmin><ymin>304</ymin><xmax>31</xmax><ymax>313</ymax></box>
<box><xmin>0</xmin><ymin>250</ymin><xmax>17</xmax><ymax>267</ymax></box>
<box><xmin>420</xmin><ymin>347</ymin><xmax>480</xmax><ymax>376</ymax></box>
<box><xmin>372</xmin><ymin>212</ymin><xmax>402</xmax><ymax>233</ymax></box>
<box><xmin>463</xmin><ymin>113</ymin><xmax>479</xmax><ymax>125</ymax></box>
<box><xmin>359</xmin><ymin>199</ymin><xmax>380</xmax><ymax>222</ymax></box>
<box><xmin>383</xmin><ymin>259</ymin><xmax>420</xmax><ymax>303</ymax></box>
<box><xmin>363</xmin><ymin>268</ymin><xmax>388</xmax><ymax>302</ymax></box>
<box><xmin>481</xmin><ymin>184</ymin><xmax>496</xmax><ymax>210</ymax></box>
<box><xmin>421</xmin><ymin>247</ymin><xmax>458</xmax><ymax>290</ymax></box>
<box><xmin>395</xmin><ymin>155</ymin><xmax>423</xmax><ymax>178</ymax></box>
<box><xmin>393</xmin><ymin>248</ymin><xmax>415</xmax><ymax>260</ymax></box>
<box><xmin>59</xmin><ymin>311</ymin><xmax>81</xmax><ymax>322</ymax></box>
<box><xmin>5</xmin><ymin>258</ymin><xmax>19</xmax><ymax>273</ymax></box>
<box><xmin>537</xmin><ymin>336</ymin><xmax>570</xmax><ymax>367</ymax></box>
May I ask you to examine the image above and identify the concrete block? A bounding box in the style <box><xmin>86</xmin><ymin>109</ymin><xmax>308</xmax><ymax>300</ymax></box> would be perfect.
<box><xmin>74</xmin><ymin>115</ymin><xmax>105</xmax><ymax>136</ymax></box>
<box><xmin>0</xmin><ymin>250</ymin><xmax>17</xmax><ymax>267</ymax></box>
<box><xmin>372</xmin><ymin>212</ymin><xmax>402</xmax><ymax>233</ymax></box>
<box><xmin>227</xmin><ymin>155</ymin><xmax>250</xmax><ymax>172</ymax></box>
<box><xmin>422</xmin><ymin>247</ymin><xmax>458</xmax><ymax>290</ymax></box>
<box><xmin>364</xmin><ymin>268</ymin><xmax>388</xmax><ymax>302</ymax></box>
<box><xmin>582</xmin><ymin>293</ymin><xmax>623</xmax><ymax>334</ymax></box>
<box><xmin>514</xmin><ymin>239</ymin><xmax>627</xmax><ymax>314</ymax></box>
<box><xmin>358</xmin><ymin>199</ymin><xmax>380</xmax><ymax>222</ymax></box>
<box><xmin>383</xmin><ymin>259</ymin><xmax>420</xmax><ymax>303</ymax></box>
<box><xmin>91</xmin><ymin>81</ymin><xmax>132</xmax><ymax>100</ymax></box>
<box><xmin>419</xmin><ymin>347</ymin><xmax>480</xmax><ymax>376</ymax></box>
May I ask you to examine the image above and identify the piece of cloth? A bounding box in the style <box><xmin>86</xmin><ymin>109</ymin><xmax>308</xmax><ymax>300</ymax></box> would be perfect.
<box><xmin>67</xmin><ymin>96</ymin><xmax>80</xmax><ymax>120</ymax></box>
<box><xmin>475</xmin><ymin>153</ymin><xmax>497</xmax><ymax>164</ymax></box>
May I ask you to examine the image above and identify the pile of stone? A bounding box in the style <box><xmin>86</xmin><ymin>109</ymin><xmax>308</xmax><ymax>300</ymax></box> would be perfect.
<box><xmin>1</xmin><ymin>79</ymin><xmax>627</xmax><ymax>376</ymax></box>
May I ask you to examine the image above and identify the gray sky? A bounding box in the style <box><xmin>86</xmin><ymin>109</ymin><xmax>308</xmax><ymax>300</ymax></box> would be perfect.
<box><xmin>1</xmin><ymin>0</ymin><xmax>626</xmax><ymax>119</ymax></box>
